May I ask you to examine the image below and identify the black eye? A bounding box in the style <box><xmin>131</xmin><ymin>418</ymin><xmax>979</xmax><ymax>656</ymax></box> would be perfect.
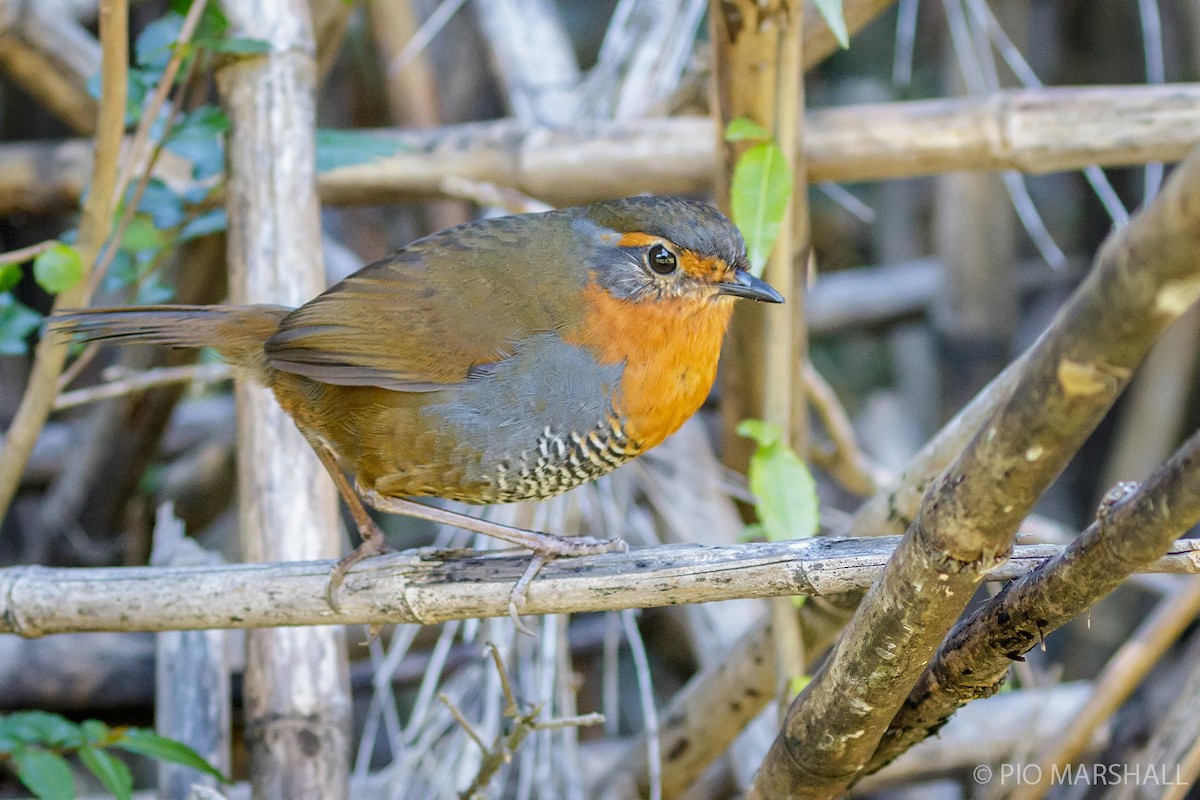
<box><xmin>648</xmin><ymin>244</ymin><xmax>677</xmax><ymax>275</ymax></box>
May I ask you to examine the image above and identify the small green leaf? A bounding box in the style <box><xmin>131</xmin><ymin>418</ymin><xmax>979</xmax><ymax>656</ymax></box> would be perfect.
<box><xmin>316</xmin><ymin>129</ymin><xmax>408</xmax><ymax>172</ymax></box>
<box><xmin>135</xmin><ymin>13</ymin><xmax>184</xmax><ymax>71</ymax></box>
<box><xmin>32</xmin><ymin>244</ymin><xmax>85</xmax><ymax>294</ymax></box>
<box><xmin>788</xmin><ymin>674</ymin><xmax>812</xmax><ymax>699</ymax></box>
<box><xmin>0</xmin><ymin>712</ymin><xmax>83</xmax><ymax>748</ymax></box>
<box><xmin>79</xmin><ymin>747</ymin><xmax>133</xmax><ymax>800</ymax></box>
<box><xmin>166</xmin><ymin>106</ymin><xmax>229</xmax><ymax>180</ymax></box>
<box><xmin>813</xmin><ymin>0</ymin><xmax>850</xmax><ymax>49</ymax></box>
<box><xmin>169</xmin><ymin>0</ymin><xmax>229</xmax><ymax>37</ymax></box>
<box><xmin>115</xmin><ymin>729</ymin><xmax>227</xmax><ymax>782</ymax></box>
<box><xmin>724</xmin><ymin>117</ymin><xmax>771</xmax><ymax>143</ymax></box>
<box><xmin>739</xmin><ymin>419</ymin><xmax>819</xmax><ymax>542</ymax></box>
<box><xmin>11</xmin><ymin>748</ymin><xmax>75</xmax><ymax>800</ymax></box>
<box><xmin>138</xmin><ymin>179</ymin><xmax>186</xmax><ymax>229</ymax></box>
<box><xmin>80</xmin><ymin>720</ymin><xmax>111</xmax><ymax>745</ymax></box>
<box><xmin>0</xmin><ymin>293</ymin><xmax>40</xmax><ymax>356</ymax></box>
<box><xmin>0</xmin><ymin>263</ymin><xmax>21</xmax><ymax>292</ymax></box>
<box><xmin>729</xmin><ymin>140</ymin><xmax>793</xmax><ymax>276</ymax></box>
<box><xmin>737</xmin><ymin>418</ymin><xmax>782</xmax><ymax>448</ymax></box>
<box><xmin>121</xmin><ymin>215</ymin><xmax>169</xmax><ymax>254</ymax></box>
<box><xmin>197</xmin><ymin>36</ymin><xmax>271</xmax><ymax>54</ymax></box>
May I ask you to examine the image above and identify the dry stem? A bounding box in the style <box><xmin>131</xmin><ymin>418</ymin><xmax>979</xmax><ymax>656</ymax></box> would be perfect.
<box><xmin>0</xmin><ymin>0</ymin><xmax>126</xmax><ymax>525</ymax></box>
<box><xmin>1006</xmin><ymin>576</ymin><xmax>1200</xmax><ymax>800</ymax></box>
<box><xmin>867</xmin><ymin>428</ymin><xmax>1200</xmax><ymax>774</ymax></box>
<box><xmin>2</xmin><ymin>85</ymin><xmax>1197</xmax><ymax>214</ymax></box>
<box><xmin>52</xmin><ymin>363</ymin><xmax>232</xmax><ymax>411</ymax></box>
<box><xmin>2</xmin><ymin>536</ymin><xmax>1200</xmax><ymax>637</ymax></box>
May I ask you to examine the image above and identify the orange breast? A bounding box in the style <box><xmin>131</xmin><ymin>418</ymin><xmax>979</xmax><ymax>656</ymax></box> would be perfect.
<box><xmin>562</xmin><ymin>282</ymin><xmax>734</xmax><ymax>451</ymax></box>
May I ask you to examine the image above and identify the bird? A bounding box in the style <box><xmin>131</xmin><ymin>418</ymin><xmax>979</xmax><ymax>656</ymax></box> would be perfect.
<box><xmin>52</xmin><ymin>195</ymin><xmax>783</xmax><ymax>620</ymax></box>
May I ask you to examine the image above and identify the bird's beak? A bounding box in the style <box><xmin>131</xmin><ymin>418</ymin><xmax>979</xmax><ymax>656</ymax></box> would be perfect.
<box><xmin>717</xmin><ymin>270</ymin><xmax>785</xmax><ymax>303</ymax></box>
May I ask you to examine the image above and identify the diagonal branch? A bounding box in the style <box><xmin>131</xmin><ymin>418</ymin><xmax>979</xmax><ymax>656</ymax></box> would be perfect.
<box><xmin>866</xmin><ymin>427</ymin><xmax>1200</xmax><ymax>774</ymax></box>
<box><xmin>746</xmin><ymin>143</ymin><xmax>1200</xmax><ymax>799</ymax></box>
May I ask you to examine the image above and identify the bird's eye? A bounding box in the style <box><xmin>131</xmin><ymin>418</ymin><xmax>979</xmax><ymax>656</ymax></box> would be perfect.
<box><xmin>648</xmin><ymin>244</ymin><xmax>677</xmax><ymax>275</ymax></box>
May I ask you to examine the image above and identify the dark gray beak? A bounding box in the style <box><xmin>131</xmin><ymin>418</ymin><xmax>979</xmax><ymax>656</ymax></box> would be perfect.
<box><xmin>717</xmin><ymin>270</ymin><xmax>785</xmax><ymax>303</ymax></box>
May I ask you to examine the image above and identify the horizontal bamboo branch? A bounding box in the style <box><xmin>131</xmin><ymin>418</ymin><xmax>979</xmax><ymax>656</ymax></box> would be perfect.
<box><xmin>0</xmin><ymin>84</ymin><xmax>1195</xmax><ymax>214</ymax></box>
<box><xmin>2</xmin><ymin>537</ymin><xmax>1199</xmax><ymax>637</ymax></box>
<box><xmin>0</xmin><ymin>0</ymin><xmax>100</xmax><ymax>133</ymax></box>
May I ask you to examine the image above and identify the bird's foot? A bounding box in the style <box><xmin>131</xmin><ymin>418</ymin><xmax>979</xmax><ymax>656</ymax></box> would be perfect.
<box><xmin>507</xmin><ymin>532</ymin><xmax>628</xmax><ymax>636</ymax></box>
<box><xmin>325</xmin><ymin>521</ymin><xmax>394</xmax><ymax>614</ymax></box>
<box><xmin>357</xmin><ymin>488</ymin><xmax>628</xmax><ymax>635</ymax></box>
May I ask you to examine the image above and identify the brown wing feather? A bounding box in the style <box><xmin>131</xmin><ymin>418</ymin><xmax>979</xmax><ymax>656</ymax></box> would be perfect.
<box><xmin>264</xmin><ymin>244</ymin><xmax>580</xmax><ymax>392</ymax></box>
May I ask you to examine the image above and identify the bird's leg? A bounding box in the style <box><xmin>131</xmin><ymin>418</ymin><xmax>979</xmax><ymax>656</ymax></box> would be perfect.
<box><xmin>359</xmin><ymin>487</ymin><xmax>627</xmax><ymax>624</ymax></box>
<box><xmin>307</xmin><ymin>439</ymin><xmax>394</xmax><ymax>612</ymax></box>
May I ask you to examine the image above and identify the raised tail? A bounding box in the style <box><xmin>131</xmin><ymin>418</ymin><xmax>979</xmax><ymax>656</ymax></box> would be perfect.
<box><xmin>50</xmin><ymin>304</ymin><xmax>292</xmax><ymax>374</ymax></box>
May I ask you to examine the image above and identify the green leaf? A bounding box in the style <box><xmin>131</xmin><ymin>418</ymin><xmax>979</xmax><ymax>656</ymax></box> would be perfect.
<box><xmin>32</xmin><ymin>244</ymin><xmax>85</xmax><ymax>294</ymax></box>
<box><xmin>197</xmin><ymin>36</ymin><xmax>271</xmax><ymax>54</ymax></box>
<box><xmin>138</xmin><ymin>179</ymin><xmax>186</xmax><ymax>229</ymax></box>
<box><xmin>121</xmin><ymin>215</ymin><xmax>169</xmax><ymax>254</ymax></box>
<box><xmin>79</xmin><ymin>747</ymin><xmax>133</xmax><ymax>800</ymax></box>
<box><xmin>0</xmin><ymin>263</ymin><xmax>21</xmax><ymax>293</ymax></box>
<box><xmin>316</xmin><ymin>129</ymin><xmax>408</xmax><ymax>172</ymax></box>
<box><xmin>135</xmin><ymin>13</ymin><xmax>184</xmax><ymax>71</ymax></box>
<box><xmin>80</xmin><ymin>720</ymin><xmax>111</xmax><ymax>745</ymax></box>
<box><xmin>0</xmin><ymin>293</ymin><xmax>40</xmax><ymax>356</ymax></box>
<box><xmin>788</xmin><ymin>673</ymin><xmax>812</xmax><ymax>699</ymax></box>
<box><xmin>169</xmin><ymin>0</ymin><xmax>229</xmax><ymax>37</ymax></box>
<box><xmin>813</xmin><ymin>0</ymin><xmax>850</xmax><ymax>49</ymax></box>
<box><xmin>738</xmin><ymin>419</ymin><xmax>819</xmax><ymax>542</ymax></box>
<box><xmin>11</xmin><ymin>748</ymin><xmax>75</xmax><ymax>800</ymax></box>
<box><xmin>724</xmin><ymin>117</ymin><xmax>771</xmax><ymax>143</ymax></box>
<box><xmin>729</xmin><ymin>140</ymin><xmax>793</xmax><ymax>276</ymax></box>
<box><xmin>0</xmin><ymin>712</ymin><xmax>83</xmax><ymax>748</ymax></box>
<box><xmin>115</xmin><ymin>729</ymin><xmax>227</xmax><ymax>782</ymax></box>
<box><xmin>166</xmin><ymin>106</ymin><xmax>229</xmax><ymax>180</ymax></box>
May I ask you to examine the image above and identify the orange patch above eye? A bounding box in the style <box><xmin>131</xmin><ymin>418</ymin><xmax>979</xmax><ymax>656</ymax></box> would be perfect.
<box><xmin>678</xmin><ymin>252</ymin><xmax>729</xmax><ymax>281</ymax></box>
<box><xmin>617</xmin><ymin>232</ymin><xmax>665</xmax><ymax>248</ymax></box>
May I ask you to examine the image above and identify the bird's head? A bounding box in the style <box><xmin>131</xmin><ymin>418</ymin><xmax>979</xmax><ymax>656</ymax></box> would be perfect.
<box><xmin>575</xmin><ymin>196</ymin><xmax>784</xmax><ymax>306</ymax></box>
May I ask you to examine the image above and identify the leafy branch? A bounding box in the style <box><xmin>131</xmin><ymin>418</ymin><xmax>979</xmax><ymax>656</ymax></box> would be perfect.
<box><xmin>0</xmin><ymin>711</ymin><xmax>226</xmax><ymax>800</ymax></box>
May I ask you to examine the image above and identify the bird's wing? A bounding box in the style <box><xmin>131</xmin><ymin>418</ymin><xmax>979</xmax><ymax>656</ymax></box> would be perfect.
<box><xmin>263</xmin><ymin>249</ymin><xmax>571</xmax><ymax>392</ymax></box>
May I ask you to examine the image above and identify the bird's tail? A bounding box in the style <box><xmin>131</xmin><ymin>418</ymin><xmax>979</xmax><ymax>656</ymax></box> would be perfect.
<box><xmin>50</xmin><ymin>304</ymin><xmax>291</xmax><ymax>374</ymax></box>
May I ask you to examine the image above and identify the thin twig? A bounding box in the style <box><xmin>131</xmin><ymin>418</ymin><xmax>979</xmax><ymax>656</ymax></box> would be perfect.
<box><xmin>0</xmin><ymin>0</ymin><xmax>127</xmax><ymax>523</ymax></box>
<box><xmin>88</xmin><ymin>0</ymin><xmax>210</xmax><ymax>296</ymax></box>
<box><xmin>439</xmin><ymin>176</ymin><xmax>552</xmax><ymax>214</ymax></box>
<box><xmin>438</xmin><ymin>692</ymin><xmax>489</xmax><ymax>752</ymax></box>
<box><xmin>454</xmin><ymin>640</ymin><xmax>602</xmax><ymax>800</ymax></box>
<box><xmin>0</xmin><ymin>240</ymin><xmax>59</xmax><ymax>268</ymax></box>
<box><xmin>487</xmin><ymin>642</ymin><xmax>520</xmax><ymax>717</ymax></box>
<box><xmin>52</xmin><ymin>363</ymin><xmax>232</xmax><ymax>411</ymax></box>
<box><xmin>804</xmin><ymin>362</ymin><xmax>888</xmax><ymax>496</ymax></box>
<box><xmin>55</xmin><ymin>342</ymin><xmax>100</xmax><ymax>392</ymax></box>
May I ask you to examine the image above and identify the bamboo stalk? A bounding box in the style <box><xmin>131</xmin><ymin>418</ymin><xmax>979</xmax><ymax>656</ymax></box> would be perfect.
<box><xmin>0</xmin><ymin>0</ymin><xmax>100</xmax><ymax>133</ymax></box>
<box><xmin>0</xmin><ymin>84</ymin><xmax>1195</xmax><ymax>215</ymax></box>
<box><xmin>1</xmin><ymin>537</ymin><xmax>1199</xmax><ymax>636</ymax></box>
<box><xmin>0</xmin><ymin>0</ymin><xmax>125</xmax><ymax>528</ymax></box>
<box><xmin>215</xmin><ymin>1</ymin><xmax>349</xmax><ymax>797</ymax></box>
